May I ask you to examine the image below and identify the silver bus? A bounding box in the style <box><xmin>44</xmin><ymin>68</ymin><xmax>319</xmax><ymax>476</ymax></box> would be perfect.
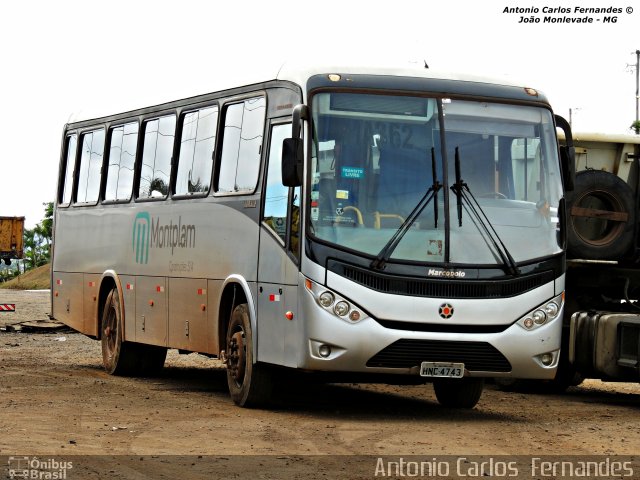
<box><xmin>52</xmin><ymin>64</ymin><xmax>575</xmax><ymax>408</ymax></box>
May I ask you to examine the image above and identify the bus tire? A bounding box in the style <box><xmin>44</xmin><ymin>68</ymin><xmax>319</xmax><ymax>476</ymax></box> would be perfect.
<box><xmin>433</xmin><ymin>378</ymin><xmax>484</xmax><ymax>408</ymax></box>
<box><xmin>225</xmin><ymin>303</ymin><xmax>272</xmax><ymax>407</ymax></box>
<box><xmin>567</xmin><ymin>170</ymin><xmax>635</xmax><ymax>260</ymax></box>
<box><xmin>101</xmin><ymin>288</ymin><xmax>138</xmax><ymax>375</ymax></box>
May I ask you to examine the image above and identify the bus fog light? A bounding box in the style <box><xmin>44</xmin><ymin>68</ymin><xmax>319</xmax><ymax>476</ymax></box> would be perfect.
<box><xmin>319</xmin><ymin>291</ymin><xmax>335</xmax><ymax>308</ymax></box>
<box><xmin>319</xmin><ymin>344</ymin><xmax>332</xmax><ymax>358</ymax></box>
<box><xmin>334</xmin><ymin>301</ymin><xmax>350</xmax><ymax>317</ymax></box>
<box><xmin>523</xmin><ymin>318</ymin><xmax>534</xmax><ymax>329</ymax></box>
<box><xmin>532</xmin><ymin>310</ymin><xmax>547</xmax><ymax>325</ymax></box>
<box><xmin>349</xmin><ymin>310</ymin><xmax>361</xmax><ymax>322</ymax></box>
<box><xmin>544</xmin><ymin>302</ymin><xmax>559</xmax><ymax>318</ymax></box>
<box><xmin>541</xmin><ymin>353</ymin><xmax>553</xmax><ymax>366</ymax></box>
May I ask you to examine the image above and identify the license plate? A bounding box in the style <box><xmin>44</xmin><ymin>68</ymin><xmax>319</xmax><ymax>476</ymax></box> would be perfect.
<box><xmin>420</xmin><ymin>362</ymin><xmax>464</xmax><ymax>378</ymax></box>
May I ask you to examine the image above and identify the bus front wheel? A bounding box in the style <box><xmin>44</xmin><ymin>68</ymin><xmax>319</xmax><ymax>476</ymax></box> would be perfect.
<box><xmin>225</xmin><ymin>303</ymin><xmax>272</xmax><ymax>407</ymax></box>
<box><xmin>433</xmin><ymin>378</ymin><xmax>484</xmax><ymax>408</ymax></box>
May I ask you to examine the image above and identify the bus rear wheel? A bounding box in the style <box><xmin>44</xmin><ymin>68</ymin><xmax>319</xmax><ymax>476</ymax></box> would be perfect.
<box><xmin>225</xmin><ymin>303</ymin><xmax>272</xmax><ymax>407</ymax></box>
<box><xmin>433</xmin><ymin>378</ymin><xmax>484</xmax><ymax>408</ymax></box>
<box><xmin>101</xmin><ymin>288</ymin><xmax>166</xmax><ymax>376</ymax></box>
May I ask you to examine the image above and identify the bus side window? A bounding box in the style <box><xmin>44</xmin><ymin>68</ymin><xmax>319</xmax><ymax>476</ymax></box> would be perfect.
<box><xmin>263</xmin><ymin>124</ymin><xmax>291</xmax><ymax>243</ymax></box>
<box><xmin>105</xmin><ymin>122</ymin><xmax>139</xmax><ymax>202</ymax></box>
<box><xmin>60</xmin><ymin>134</ymin><xmax>77</xmax><ymax>206</ymax></box>
<box><xmin>138</xmin><ymin>115</ymin><xmax>176</xmax><ymax>199</ymax></box>
<box><xmin>175</xmin><ymin>105</ymin><xmax>218</xmax><ymax>195</ymax></box>
<box><xmin>76</xmin><ymin>129</ymin><xmax>105</xmax><ymax>204</ymax></box>
<box><xmin>217</xmin><ymin>97</ymin><xmax>266</xmax><ymax>193</ymax></box>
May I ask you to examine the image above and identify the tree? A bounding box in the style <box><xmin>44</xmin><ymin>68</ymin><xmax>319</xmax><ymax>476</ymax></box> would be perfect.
<box><xmin>631</xmin><ymin>120</ymin><xmax>640</xmax><ymax>135</ymax></box>
<box><xmin>22</xmin><ymin>202</ymin><xmax>53</xmax><ymax>271</ymax></box>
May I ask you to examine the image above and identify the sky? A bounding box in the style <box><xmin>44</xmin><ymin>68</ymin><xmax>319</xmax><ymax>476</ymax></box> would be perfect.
<box><xmin>1</xmin><ymin>0</ymin><xmax>637</xmax><ymax>228</ymax></box>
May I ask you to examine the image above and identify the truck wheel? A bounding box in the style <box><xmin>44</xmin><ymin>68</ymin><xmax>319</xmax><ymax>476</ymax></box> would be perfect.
<box><xmin>433</xmin><ymin>378</ymin><xmax>484</xmax><ymax>408</ymax></box>
<box><xmin>225</xmin><ymin>303</ymin><xmax>272</xmax><ymax>407</ymax></box>
<box><xmin>567</xmin><ymin>170</ymin><xmax>635</xmax><ymax>260</ymax></box>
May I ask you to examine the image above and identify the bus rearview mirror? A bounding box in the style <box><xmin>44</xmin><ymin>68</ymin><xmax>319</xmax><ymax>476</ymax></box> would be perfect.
<box><xmin>282</xmin><ymin>138</ymin><xmax>303</xmax><ymax>187</ymax></box>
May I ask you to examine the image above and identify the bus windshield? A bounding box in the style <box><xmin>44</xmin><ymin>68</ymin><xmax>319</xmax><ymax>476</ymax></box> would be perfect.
<box><xmin>309</xmin><ymin>92</ymin><xmax>563</xmax><ymax>266</ymax></box>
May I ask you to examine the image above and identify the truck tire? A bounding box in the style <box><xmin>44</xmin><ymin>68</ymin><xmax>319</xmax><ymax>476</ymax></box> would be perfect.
<box><xmin>566</xmin><ymin>170</ymin><xmax>635</xmax><ymax>260</ymax></box>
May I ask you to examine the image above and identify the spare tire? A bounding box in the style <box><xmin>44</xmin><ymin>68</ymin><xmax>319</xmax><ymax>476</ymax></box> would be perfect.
<box><xmin>566</xmin><ymin>170</ymin><xmax>636</xmax><ymax>260</ymax></box>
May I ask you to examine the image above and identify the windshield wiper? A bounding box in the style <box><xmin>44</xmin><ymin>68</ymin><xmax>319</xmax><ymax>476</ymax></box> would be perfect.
<box><xmin>371</xmin><ymin>148</ymin><xmax>441</xmax><ymax>270</ymax></box>
<box><xmin>451</xmin><ymin>147</ymin><xmax>520</xmax><ymax>276</ymax></box>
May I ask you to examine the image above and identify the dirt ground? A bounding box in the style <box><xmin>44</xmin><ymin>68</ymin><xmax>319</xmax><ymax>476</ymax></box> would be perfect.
<box><xmin>1</xmin><ymin>290</ymin><xmax>639</xmax><ymax>479</ymax></box>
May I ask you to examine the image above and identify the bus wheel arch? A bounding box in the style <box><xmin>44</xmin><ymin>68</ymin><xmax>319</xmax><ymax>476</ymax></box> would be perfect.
<box><xmin>217</xmin><ymin>277</ymin><xmax>256</xmax><ymax>356</ymax></box>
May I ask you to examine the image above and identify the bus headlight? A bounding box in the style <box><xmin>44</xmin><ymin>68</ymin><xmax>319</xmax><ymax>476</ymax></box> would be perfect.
<box><xmin>532</xmin><ymin>310</ymin><xmax>547</xmax><ymax>325</ymax></box>
<box><xmin>319</xmin><ymin>292</ymin><xmax>335</xmax><ymax>308</ymax></box>
<box><xmin>334</xmin><ymin>301</ymin><xmax>350</xmax><ymax>317</ymax></box>
<box><xmin>305</xmin><ymin>277</ymin><xmax>368</xmax><ymax>323</ymax></box>
<box><xmin>517</xmin><ymin>293</ymin><xmax>563</xmax><ymax>331</ymax></box>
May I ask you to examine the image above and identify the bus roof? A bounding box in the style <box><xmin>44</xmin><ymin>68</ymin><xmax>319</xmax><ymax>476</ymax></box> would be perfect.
<box><xmin>65</xmin><ymin>62</ymin><xmax>547</xmax><ymax>125</ymax></box>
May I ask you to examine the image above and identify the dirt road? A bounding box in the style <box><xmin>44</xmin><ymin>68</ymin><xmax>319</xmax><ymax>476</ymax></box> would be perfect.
<box><xmin>1</xmin><ymin>290</ymin><xmax>639</xmax><ymax>479</ymax></box>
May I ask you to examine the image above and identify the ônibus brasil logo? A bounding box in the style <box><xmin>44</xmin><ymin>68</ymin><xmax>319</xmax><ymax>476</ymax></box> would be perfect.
<box><xmin>132</xmin><ymin>212</ymin><xmax>196</xmax><ymax>264</ymax></box>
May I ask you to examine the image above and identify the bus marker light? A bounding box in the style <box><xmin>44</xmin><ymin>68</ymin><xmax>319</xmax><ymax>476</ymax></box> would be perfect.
<box><xmin>349</xmin><ymin>310</ymin><xmax>361</xmax><ymax>322</ymax></box>
<box><xmin>524</xmin><ymin>87</ymin><xmax>538</xmax><ymax>97</ymax></box>
<box><xmin>285</xmin><ymin>311</ymin><xmax>294</xmax><ymax>321</ymax></box>
<box><xmin>328</xmin><ymin>74</ymin><xmax>341</xmax><ymax>82</ymax></box>
<box><xmin>523</xmin><ymin>318</ymin><xmax>534</xmax><ymax>329</ymax></box>
<box><xmin>305</xmin><ymin>278</ymin><xmax>312</xmax><ymax>290</ymax></box>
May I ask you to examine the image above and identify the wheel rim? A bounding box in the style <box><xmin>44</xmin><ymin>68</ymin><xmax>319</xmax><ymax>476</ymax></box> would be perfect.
<box><xmin>227</xmin><ymin>329</ymin><xmax>246</xmax><ymax>386</ymax></box>
<box><xmin>571</xmin><ymin>189</ymin><xmax>627</xmax><ymax>246</ymax></box>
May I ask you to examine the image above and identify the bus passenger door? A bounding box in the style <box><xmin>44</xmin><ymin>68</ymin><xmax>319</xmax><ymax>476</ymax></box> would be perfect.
<box><xmin>257</xmin><ymin>122</ymin><xmax>300</xmax><ymax>367</ymax></box>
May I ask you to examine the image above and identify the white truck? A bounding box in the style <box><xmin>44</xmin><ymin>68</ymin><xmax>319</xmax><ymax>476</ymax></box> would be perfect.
<box><xmin>561</xmin><ymin>132</ymin><xmax>640</xmax><ymax>387</ymax></box>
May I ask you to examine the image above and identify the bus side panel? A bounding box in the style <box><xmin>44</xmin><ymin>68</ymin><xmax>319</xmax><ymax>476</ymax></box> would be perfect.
<box><xmin>51</xmin><ymin>272</ymin><xmax>84</xmax><ymax>334</ymax></box>
<box><xmin>135</xmin><ymin>276</ymin><xmax>168</xmax><ymax>347</ymax></box>
<box><xmin>82</xmin><ymin>273</ymin><xmax>101</xmax><ymax>337</ymax></box>
<box><xmin>206</xmin><ymin>279</ymin><xmax>224</xmax><ymax>355</ymax></box>
<box><xmin>168</xmin><ymin>277</ymin><xmax>208</xmax><ymax>352</ymax></box>
<box><xmin>120</xmin><ymin>275</ymin><xmax>136</xmax><ymax>342</ymax></box>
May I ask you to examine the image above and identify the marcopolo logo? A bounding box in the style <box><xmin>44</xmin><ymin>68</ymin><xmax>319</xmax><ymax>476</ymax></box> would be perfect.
<box><xmin>132</xmin><ymin>212</ymin><xmax>196</xmax><ymax>264</ymax></box>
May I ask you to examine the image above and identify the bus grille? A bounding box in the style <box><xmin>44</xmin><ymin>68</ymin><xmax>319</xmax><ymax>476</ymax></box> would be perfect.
<box><xmin>366</xmin><ymin>339</ymin><xmax>512</xmax><ymax>372</ymax></box>
<box><xmin>329</xmin><ymin>261</ymin><xmax>554</xmax><ymax>299</ymax></box>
